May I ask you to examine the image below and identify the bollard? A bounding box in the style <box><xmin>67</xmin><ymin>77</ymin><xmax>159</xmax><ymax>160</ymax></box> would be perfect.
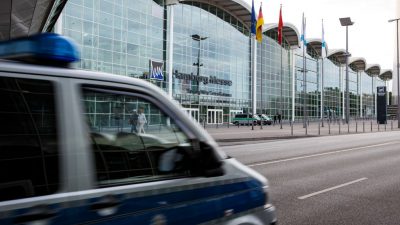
<box><xmin>318</xmin><ymin>122</ymin><xmax>321</xmax><ymax>135</ymax></box>
<box><xmin>348</xmin><ymin>122</ymin><xmax>350</xmax><ymax>133</ymax></box>
<box><xmin>252</xmin><ymin>120</ymin><xmax>254</xmax><ymax>130</ymax></box>
<box><xmin>356</xmin><ymin>122</ymin><xmax>358</xmax><ymax>133</ymax></box>
<box><xmin>363</xmin><ymin>122</ymin><xmax>365</xmax><ymax>133</ymax></box>
<box><xmin>391</xmin><ymin>120</ymin><xmax>393</xmax><ymax>131</ymax></box>
<box><xmin>228</xmin><ymin>120</ymin><xmax>229</xmax><ymax>128</ymax></box>
<box><xmin>371</xmin><ymin>121</ymin><xmax>372</xmax><ymax>132</ymax></box>
<box><xmin>385</xmin><ymin>122</ymin><xmax>386</xmax><ymax>131</ymax></box>
<box><xmin>329</xmin><ymin>120</ymin><xmax>331</xmax><ymax>134</ymax></box>
<box><xmin>306</xmin><ymin>120</ymin><xmax>308</xmax><ymax>136</ymax></box>
<box><xmin>291</xmin><ymin>121</ymin><xmax>293</xmax><ymax>136</ymax></box>
<box><xmin>339</xmin><ymin>120</ymin><xmax>341</xmax><ymax>134</ymax></box>
<box><xmin>260</xmin><ymin>119</ymin><xmax>263</xmax><ymax>130</ymax></box>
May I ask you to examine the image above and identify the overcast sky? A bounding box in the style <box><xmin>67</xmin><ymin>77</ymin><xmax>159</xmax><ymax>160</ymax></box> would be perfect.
<box><xmin>248</xmin><ymin>0</ymin><xmax>397</xmax><ymax>70</ymax></box>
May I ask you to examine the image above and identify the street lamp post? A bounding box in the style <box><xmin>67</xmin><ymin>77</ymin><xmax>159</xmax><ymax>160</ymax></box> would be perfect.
<box><xmin>389</xmin><ymin>18</ymin><xmax>400</xmax><ymax>128</ymax></box>
<box><xmin>340</xmin><ymin>17</ymin><xmax>354</xmax><ymax>124</ymax></box>
<box><xmin>191</xmin><ymin>34</ymin><xmax>208</xmax><ymax>95</ymax></box>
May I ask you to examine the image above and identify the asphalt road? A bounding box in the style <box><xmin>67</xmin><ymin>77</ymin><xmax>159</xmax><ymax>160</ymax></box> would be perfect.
<box><xmin>221</xmin><ymin>131</ymin><xmax>400</xmax><ymax>225</ymax></box>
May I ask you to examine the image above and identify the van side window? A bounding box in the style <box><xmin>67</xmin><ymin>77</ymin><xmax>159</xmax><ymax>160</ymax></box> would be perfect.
<box><xmin>0</xmin><ymin>78</ymin><xmax>59</xmax><ymax>201</ymax></box>
<box><xmin>81</xmin><ymin>88</ymin><xmax>191</xmax><ymax>187</ymax></box>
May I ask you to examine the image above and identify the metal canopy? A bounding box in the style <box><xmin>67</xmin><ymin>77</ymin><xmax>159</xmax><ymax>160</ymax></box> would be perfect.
<box><xmin>180</xmin><ymin>0</ymin><xmax>252</xmax><ymax>29</ymax></box>
<box><xmin>379</xmin><ymin>70</ymin><xmax>393</xmax><ymax>81</ymax></box>
<box><xmin>306</xmin><ymin>38</ymin><xmax>328</xmax><ymax>59</ymax></box>
<box><xmin>365</xmin><ymin>64</ymin><xmax>381</xmax><ymax>77</ymax></box>
<box><xmin>327</xmin><ymin>49</ymin><xmax>348</xmax><ymax>65</ymax></box>
<box><xmin>0</xmin><ymin>0</ymin><xmax>67</xmax><ymax>41</ymax></box>
<box><xmin>263</xmin><ymin>23</ymin><xmax>300</xmax><ymax>47</ymax></box>
<box><xmin>348</xmin><ymin>57</ymin><xmax>366</xmax><ymax>71</ymax></box>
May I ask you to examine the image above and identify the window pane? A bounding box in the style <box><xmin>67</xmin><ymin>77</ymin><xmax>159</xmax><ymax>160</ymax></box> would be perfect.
<box><xmin>81</xmin><ymin>87</ymin><xmax>191</xmax><ymax>187</ymax></box>
<box><xmin>0</xmin><ymin>78</ymin><xmax>59</xmax><ymax>201</ymax></box>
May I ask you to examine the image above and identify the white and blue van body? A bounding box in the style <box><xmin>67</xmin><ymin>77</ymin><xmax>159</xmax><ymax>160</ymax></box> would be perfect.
<box><xmin>0</xmin><ymin>34</ymin><xmax>277</xmax><ymax>225</ymax></box>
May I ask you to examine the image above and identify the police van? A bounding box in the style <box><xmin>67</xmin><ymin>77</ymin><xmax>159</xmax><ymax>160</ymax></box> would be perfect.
<box><xmin>232</xmin><ymin>113</ymin><xmax>261</xmax><ymax>126</ymax></box>
<box><xmin>0</xmin><ymin>33</ymin><xmax>277</xmax><ymax>225</ymax></box>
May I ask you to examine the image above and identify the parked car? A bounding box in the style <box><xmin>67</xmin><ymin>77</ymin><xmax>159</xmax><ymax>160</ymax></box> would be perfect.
<box><xmin>258</xmin><ymin>114</ymin><xmax>273</xmax><ymax>125</ymax></box>
<box><xmin>232</xmin><ymin>113</ymin><xmax>261</xmax><ymax>125</ymax></box>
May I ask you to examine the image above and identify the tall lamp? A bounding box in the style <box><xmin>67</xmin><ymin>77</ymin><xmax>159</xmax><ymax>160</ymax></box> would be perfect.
<box><xmin>339</xmin><ymin>17</ymin><xmax>354</xmax><ymax>124</ymax></box>
<box><xmin>389</xmin><ymin>18</ymin><xmax>400</xmax><ymax>128</ymax></box>
<box><xmin>191</xmin><ymin>34</ymin><xmax>208</xmax><ymax>95</ymax></box>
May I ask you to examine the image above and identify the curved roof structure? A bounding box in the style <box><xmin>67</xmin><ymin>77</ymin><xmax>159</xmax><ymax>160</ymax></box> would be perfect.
<box><xmin>263</xmin><ymin>23</ymin><xmax>300</xmax><ymax>47</ymax></box>
<box><xmin>348</xmin><ymin>57</ymin><xmax>367</xmax><ymax>71</ymax></box>
<box><xmin>379</xmin><ymin>70</ymin><xmax>393</xmax><ymax>81</ymax></box>
<box><xmin>181</xmin><ymin>0</ymin><xmax>252</xmax><ymax>29</ymax></box>
<box><xmin>0</xmin><ymin>0</ymin><xmax>253</xmax><ymax>41</ymax></box>
<box><xmin>327</xmin><ymin>49</ymin><xmax>348</xmax><ymax>64</ymax></box>
<box><xmin>306</xmin><ymin>38</ymin><xmax>328</xmax><ymax>59</ymax></box>
<box><xmin>365</xmin><ymin>64</ymin><xmax>381</xmax><ymax>76</ymax></box>
<box><xmin>0</xmin><ymin>0</ymin><xmax>67</xmax><ymax>41</ymax></box>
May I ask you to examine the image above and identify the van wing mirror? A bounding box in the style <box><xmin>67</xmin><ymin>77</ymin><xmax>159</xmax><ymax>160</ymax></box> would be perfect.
<box><xmin>158</xmin><ymin>141</ymin><xmax>224</xmax><ymax>177</ymax></box>
<box><xmin>189</xmin><ymin>140</ymin><xmax>225</xmax><ymax>177</ymax></box>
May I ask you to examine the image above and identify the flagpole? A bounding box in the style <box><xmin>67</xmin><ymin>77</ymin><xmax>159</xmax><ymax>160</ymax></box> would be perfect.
<box><xmin>302</xmin><ymin>15</ymin><xmax>307</xmax><ymax>128</ymax></box>
<box><xmin>303</xmin><ymin>42</ymin><xmax>307</xmax><ymax>128</ymax></box>
<box><xmin>321</xmin><ymin>19</ymin><xmax>325</xmax><ymax>127</ymax></box>
<box><xmin>278</xmin><ymin>4</ymin><xmax>283</xmax><ymax>129</ymax></box>
<box><xmin>321</xmin><ymin>55</ymin><xmax>325</xmax><ymax>127</ymax></box>
<box><xmin>261</xmin><ymin>39</ymin><xmax>263</xmax><ymax>114</ymax></box>
<box><xmin>251</xmin><ymin>0</ymin><xmax>257</xmax><ymax>115</ymax></box>
<box><xmin>260</xmin><ymin>3</ymin><xmax>263</xmax><ymax>115</ymax></box>
<box><xmin>281</xmin><ymin>42</ymin><xmax>283</xmax><ymax>129</ymax></box>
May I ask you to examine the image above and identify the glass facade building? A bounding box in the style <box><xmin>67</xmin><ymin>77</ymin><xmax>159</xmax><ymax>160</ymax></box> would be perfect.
<box><xmin>59</xmin><ymin>0</ymin><xmax>390</xmax><ymax>125</ymax></box>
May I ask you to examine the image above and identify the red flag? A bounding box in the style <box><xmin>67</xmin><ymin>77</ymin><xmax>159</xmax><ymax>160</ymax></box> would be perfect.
<box><xmin>256</xmin><ymin>5</ymin><xmax>264</xmax><ymax>42</ymax></box>
<box><xmin>278</xmin><ymin>5</ymin><xmax>283</xmax><ymax>45</ymax></box>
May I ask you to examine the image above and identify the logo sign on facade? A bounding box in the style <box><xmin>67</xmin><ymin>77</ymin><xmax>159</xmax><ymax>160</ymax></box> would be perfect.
<box><xmin>377</xmin><ymin>86</ymin><xmax>386</xmax><ymax>97</ymax></box>
<box><xmin>150</xmin><ymin>60</ymin><xmax>164</xmax><ymax>81</ymax></box>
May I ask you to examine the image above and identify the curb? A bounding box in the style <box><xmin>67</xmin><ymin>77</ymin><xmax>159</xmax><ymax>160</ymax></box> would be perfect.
<box><xmin>215</xmin><ymin>135</ymin><xmax>317</xmax><ymax>143</ymax></box>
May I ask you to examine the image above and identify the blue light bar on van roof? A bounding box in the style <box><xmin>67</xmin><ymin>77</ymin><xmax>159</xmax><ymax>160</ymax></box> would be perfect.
<box><xmin>0</xmin><ymin>33</ymin><xmax>80</xmax><ymax>66</ymax></box>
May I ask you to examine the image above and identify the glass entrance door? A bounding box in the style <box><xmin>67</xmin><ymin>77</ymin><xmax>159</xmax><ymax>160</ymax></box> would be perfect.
<box><xmin>182</xmin><ymin>108</ymin><xmax>200</xmax><ymax>122</ymax></box>
<box><xmin>207</xmin><ymin>109</ymin><xmax>223</xmax><ymax>124</ymax></box>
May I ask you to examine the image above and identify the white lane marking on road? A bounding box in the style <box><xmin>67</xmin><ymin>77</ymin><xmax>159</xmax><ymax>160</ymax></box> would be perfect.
<box><xmin>248</xmin><ymin>141</ymin><xmax>399</xmax><ymax>167</ymax></box>
<box><xmin>298</xmin><ymin>178</ymin><xmax>368</xmax><ymax>200</ymax></box>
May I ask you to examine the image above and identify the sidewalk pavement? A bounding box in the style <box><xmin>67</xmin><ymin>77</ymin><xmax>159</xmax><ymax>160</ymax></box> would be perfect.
<box><xmin>204</xmin><ymin>120</ymin><xmax>400</xmax><ymax>143</ymax></box>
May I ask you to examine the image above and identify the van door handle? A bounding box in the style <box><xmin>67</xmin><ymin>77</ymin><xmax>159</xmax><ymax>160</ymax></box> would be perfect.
<box><xmin>90</xmin><ymin>195</ymin><xmax>121</xmax><ymax>216</ymax></box>
<box><xmin>90</xmin><ymin>200</ymin><xmax>120</xmax><ymax>210</ymax></box>
<box><xmin>14</xmin><ymin>206</ymin><xmax>56</xmax><ymax>224</ymax></box>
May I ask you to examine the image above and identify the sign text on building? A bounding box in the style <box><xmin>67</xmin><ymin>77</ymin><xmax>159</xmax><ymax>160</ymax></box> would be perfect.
<box><xmin>174</xmin><ymin>70</ymin><xmax>232</xmax><ymax>86</ymax></box>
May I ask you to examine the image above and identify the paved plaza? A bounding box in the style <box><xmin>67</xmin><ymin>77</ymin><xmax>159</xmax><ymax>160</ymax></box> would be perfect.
<box><xmin>204</xmin><ymin>119</ymin><xmax>400</xmax><ymax>143</ymax></box>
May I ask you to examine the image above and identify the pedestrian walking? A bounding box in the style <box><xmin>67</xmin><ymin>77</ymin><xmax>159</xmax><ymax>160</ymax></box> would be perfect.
<box><xmin>129</xmin><ymin>110</ymin><xmax>138</xmax><ymax>133</ymax></box>
<box><xmin>278</xmin><ymin>113</ymin><xmax>282</xmax><ymax>124</ymax></box>
<box><xmin>137</xmin><ymin>107</ymin><xmax>147</xmax><ymax>133</ymax></box>
<box><xmin>273</xmin><ymin>114</ymin><xmax>277</xmax><ymax>125</ymax></box>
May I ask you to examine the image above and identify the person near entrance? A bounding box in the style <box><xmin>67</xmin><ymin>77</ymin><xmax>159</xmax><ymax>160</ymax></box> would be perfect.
<box><xmin>278</xmin><ymin>113</ymin><xmax>282</xmax><ymax>124</ymax></box>
<box><xmin>137</xmin><ymin>107</ymin><xmax>147</xmax><ymax>133</ymax></box>
<box><xmin>129</xmin><ymin>110</ymin><xmax>138</xmax><ymax>133</ymax></box>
